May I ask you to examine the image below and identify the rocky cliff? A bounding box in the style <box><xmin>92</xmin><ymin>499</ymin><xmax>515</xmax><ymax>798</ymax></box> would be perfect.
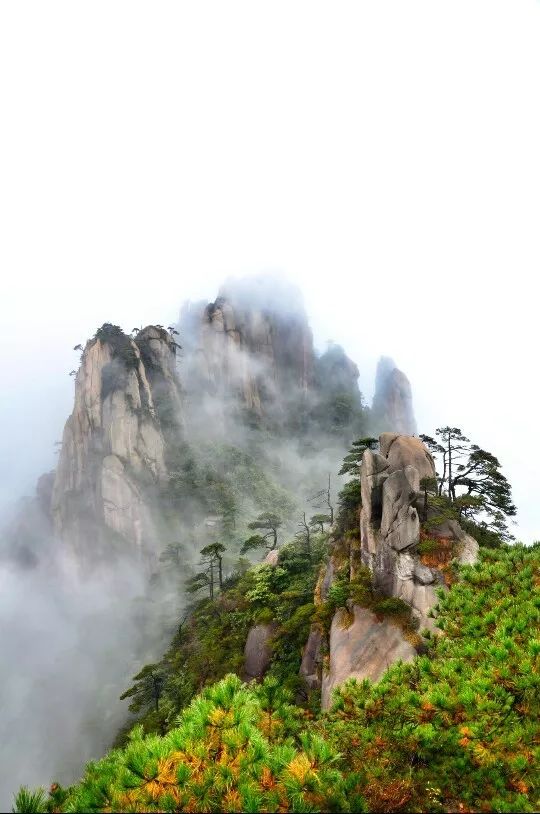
<box><xmin>5</xmin><ymin>280</ymin><xmax>418</xmax><ymax>577</ymax></box>
<box><xmin>51</xmin><ymin>324</ymin><xmax>183</xmax><ymax>568</ymax></box>
<box><xmin>178</xmin><ymin>277</ymin><xmax>315</xmax><ymax>432</ymax></box>
<box><xmin>178</xmin><ymin>276</ymin><xmax>369</xmax><ymax>438</ymax></box>
<box><xmin>310</xmin><ymin>432</ymin><xmax>479</xmax><ymax>709</ymax></box>
<box><xmin>371</xmin><ymin>356</ymin><xmax>417</xmax><ymax>435</ymax></box>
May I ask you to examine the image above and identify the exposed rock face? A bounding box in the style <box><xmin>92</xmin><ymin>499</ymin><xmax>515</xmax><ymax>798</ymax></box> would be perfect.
<box><xmin>321</xmin><ymin>607</ymin><xmax>416</xmax><ymax>710</ymax></box>
<box><xmin>178</xmin><ymin>275</ymin><xmax>374</xmax><ymax>441</ymax></box>
<box><xmin>320</xmin><ymin>433</ymin><xmax>479</xmax><ymax>709</ymax></box>
<box><xmin>360</xmin><ymin>450</ymin><xmax>389</xmax><ymax>527</ymax></box>
<box><xmin>243</xmin><ymin>623</ymin><xmax>277</xmax><ymax>681</ymax></box>
<box><xmin>263</xmin><ymin>549</ymin><xmax>280</xmax><ymax>567</ymax></box>
<box><xmin>360</xmin><ymin>434</ymin><xmax>476</xmax><ymax>632</ymax></box>
<box><xmin>51</xmin><ymin>325</ymin><xmax>182</xmax><ymax>567</ymax></box>
<box><xmin>379</xmin><ymin>433</ymin><xmax>435</xmax><ymax>479</ymax></box>
<box><xmin>371</xmin><ymin>357</ymin><xmax>417</xmax><ymax>436</ymax></box>
<box><xmin>299</xmin><ymin>557</ymin><xmax>336</xmax><ymax>695</ymax></box>
<box><xmin>299</xmin><ymin>628</ymin><xmax>324</xmax><ymax>692</ymax></box>
<box><xmin>179</xmin><ymin>277</ymin><xmax>316</xmax><ymax>431</ymax></box>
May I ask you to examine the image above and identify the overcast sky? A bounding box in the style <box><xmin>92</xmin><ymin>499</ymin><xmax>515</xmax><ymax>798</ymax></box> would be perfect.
<box><xmin>1</xmin><ymin>1</ymin><xmax>539</xmax><ymax>542</ymax></box>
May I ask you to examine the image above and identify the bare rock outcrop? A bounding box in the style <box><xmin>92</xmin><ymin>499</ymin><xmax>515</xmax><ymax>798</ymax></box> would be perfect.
<box><xmin>51</xmin><ymin>325</ymin><xmax>183</xmax><ymax>567</ymax></box>
<box><xmin>320</xmin><ymin>433</ymin><xmax>479</xmax><ymax>709</ymax></box>
<box><xmin>361</xmin><ymin>434</ymin><xmax>476</xmax><ymax>632</ymax></box>
<box><xmin>299</xmin><ymin>628</ymin><xmax>324</xmax><ymax>692</ymax></box>
<box><xmin>379</xmin><ymin>433</ymin><xmax>435</xmax><ymax>479</ymax></box>
<box><xmin>298</xmin><ymin>556</ymin><xmax>336</xmax><ymax>695</ymax></box>
<box><xmin>263</xmin><ymin>549</ymin><xmax>280</xmax><ymax>567</ymax></box>
<box><xmin>179</xmin><ymin>277</ymin><xmax>315</xmax><ymax>431</ymax></box>
<box><xmin>371</xmin><ymin>357</ymin><xmax>417</xmax><ymax>436</ymax></box>
<box><xmin>242</xmin><ymin>623</ymin><xmax>277</xmax><ymax>681</ymax></box>
<box><xmin>321</xmin><ymin>607</ymin><xmax>416</xmax><ymax>710</ymax></box>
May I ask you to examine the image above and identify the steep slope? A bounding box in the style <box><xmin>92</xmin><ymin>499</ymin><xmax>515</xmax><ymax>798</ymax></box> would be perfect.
<box><xmin>178</xmin><ymin>276</ymin><xmax>369</xmax><ymax>439</ymax></box>
<box><xmin>51</xmin><ymin>324</ymin><xmax>183</xmax><ymax>568</ymax></box>
<box><xmin>20</xmin><ymin>544</ymin><xmax>540</xmax><ymax>813</ymax></box>
<box><xmin>319</xmin><ymin>433</ymin><xmax>479</xmax><ymax>707</ymax></box>
<box><xmin>179</xmin><ymin>277</ymin><xmax>316</xmax><ymax>432</ymax></box>
<box><xmin>371</xmin><ymin>356</ymin><xmax>417</xmax><ymax>435</ymax></box>
<box><xmin>2</xmin><ymin>280</ymin><xmax>424</xmax><ymax>810</ymax></box>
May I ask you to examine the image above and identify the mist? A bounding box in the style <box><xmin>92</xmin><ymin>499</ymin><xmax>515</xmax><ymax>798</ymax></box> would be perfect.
<box><xmin>0</xmin><ymin>268</ymin><xmax>532</xmax><ymax>807</ymax></box>
<box><xmin>0</xmin><ymin>276</ymin><xmax>368</xmax><ymax>807</ymax></box>
<box><xmin>2</xmin><ymin>0</ymin><xmax>540</xmax><ymax>808</ymax></box>
<box><xmin>0</xmin><ymin>549</ymin><xmax>175</xmax><ymax>809</ymax></box>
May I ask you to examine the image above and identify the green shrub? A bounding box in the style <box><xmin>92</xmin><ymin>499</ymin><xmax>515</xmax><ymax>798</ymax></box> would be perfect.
<box><xmin>29</xmin><ymin>675</ymin><xmax>360</xmax><ymax>813</ymax></box>
<box><xmin>417</xmin><ymin>537</ymin><xmax>439</xmax><ymax>556</ymax></box>
<box><xmin>371</xmin><ymin>597</ymin><xmax>412</xmax><ymax>618</ymax></box>
<box><xmin>323</xmin><ymin>544</ymin><xmax>540</xmax><ymax>812</ymax></box>
<box><xmin>12</xmin><ymin>787</ymin><xmax>47</xmax><ymax>814</ymax></box>
<box><xmin>327</xmin><ymin>580</ymin><xmax>350</xmax><ymax>609</ymax></box>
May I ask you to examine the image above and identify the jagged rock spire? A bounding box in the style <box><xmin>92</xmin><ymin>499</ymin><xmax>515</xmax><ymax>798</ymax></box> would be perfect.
<box><xmin>178</xmin><ymin>275</ymin><xmax>316</xmax><ymax>430</ymax></box>
<box><xmin>371</xmin><ymin>356</ymin><xmax>417</xmax><ymax>435</ymax></box>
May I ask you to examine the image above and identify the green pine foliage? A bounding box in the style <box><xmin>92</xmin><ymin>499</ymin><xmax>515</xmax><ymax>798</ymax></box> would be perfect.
<box><xmin>115</xmin><ymin>534</ymin><xmax>330</xmax><ymax>743</ymax></box>
<box><xmin>161</xmin><ymin>442</ymin><xmax>297</xmax><ymax>543</ymax></box>
<box><xmin>12</xmin><ymin>786</ymin><xmax>48</xmax><ymax>814</ymax></box>
<box><xmin>20</xmin><ymin>544</ymin><xmax>540</xmax><ymax>812</ymax></box>
<box><xmin>34</xmin><ymin>675</ymin><xmax>360</xmax><ymax>814</ymax></box>
<box><xmin>322</xmin><ymin>543</ymin><xmax>540</xmax><ymax>812</ymax></box>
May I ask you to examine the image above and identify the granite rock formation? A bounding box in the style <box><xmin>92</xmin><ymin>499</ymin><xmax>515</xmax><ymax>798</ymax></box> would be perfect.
<box><xmin>371</xmin><ymin>356</ymin><xmax>417</xmax><ymax>436</ymax></box>
<box><xmin>242</xmin><ymin>623</ymin><xmax>277</xmax><ymax>681</ymax></box>
<box><xmin>360</xmin><ymin>433</ymin><xmax>478</xmax><ymax>631</ymax></box>
<box><xmin>321</xmin><ymin>606</ymin><xmax>417</xmax><ymax>710</ymax></box>
<box><xmin>319</xmin><ymin>432</ymin><xmax>479</xmax><ymax>709</ymax></box>
<box><xmin>178</xmin><ymin>275</ymin><xmax>368</xmax><ymax>438</ymax></box>
<box><xmin>51</xmin><ymin>325</ymin><xmax>183</xmax><ymax>568</ymax></box>
<box><xmin>179</xmin><ymin>277</ymin><xmax>316</xmax><ymax>432</ymax></box>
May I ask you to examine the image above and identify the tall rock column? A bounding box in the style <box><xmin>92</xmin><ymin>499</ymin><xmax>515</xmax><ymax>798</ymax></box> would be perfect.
<box><xmin>51</xmin><ymin>325</ymin><xmax>183</xmax><ymax>568</ymax></box>
<box><xmin>320</xmin><ymin>433</ymin><xmax>479</xmax><ymax>709</ymax></box>
<box><xmin>371</xmin><ymin>356</ymin><xmax>417</xmax><ymax>435</ymax></box>
<box><xmin>178</xmin><ymin>276</ymin><xmax>316</xmax><ymax>431</ymax></box>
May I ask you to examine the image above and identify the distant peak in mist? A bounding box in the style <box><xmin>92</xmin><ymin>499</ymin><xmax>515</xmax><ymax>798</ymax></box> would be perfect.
<box><xmin>218</xmin><ymin>273</ymin><xmax>306</xmax><ymax>318</ymax></box>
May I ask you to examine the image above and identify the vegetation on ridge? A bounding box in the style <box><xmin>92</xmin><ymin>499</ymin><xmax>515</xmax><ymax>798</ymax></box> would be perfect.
<box><xmin>15</xmin><ymin>427</ymin><xmax>539</xmax><ymax>812</ymax></box>
<box><xmin>16</xmin><ymin>544</ymin><xmax>540</xmax><ymax>812</ymax></box>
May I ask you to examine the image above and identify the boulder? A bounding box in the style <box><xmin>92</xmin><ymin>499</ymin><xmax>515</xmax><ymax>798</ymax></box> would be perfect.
<box><xmin>456</xmin><ymin>534</ymin><xmax>479</xmax><ymax>566</ymax></box>
<box><xmin>413</xmin><ymin>562</ymin><xmax>436</xmax><ymax>585</ymax></box>
<box><xmin>321</xmin><ymin>606</ymin><xmax>416</xmax><ymax>710</ymax></box>
<box><xmin>242</xmin><ymin>623</ymin><xmax>277</xmax><ymax>681</ymax></box>
<box><xmin>263</xmin><ymin>549</ymin><xmax>279</xmax><ymax>567</ymax></box>
<box><xmin>380</xmin><ymin>433</ymin><xmax>436</xmax><ymax>481</ymax></box>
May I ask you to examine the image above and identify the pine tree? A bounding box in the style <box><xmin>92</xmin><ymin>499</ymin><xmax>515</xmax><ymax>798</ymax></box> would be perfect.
<box><xmin>421</xmin><ymin>427</ymin><xmax>516</xmax><ymax>541</ymax></box>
